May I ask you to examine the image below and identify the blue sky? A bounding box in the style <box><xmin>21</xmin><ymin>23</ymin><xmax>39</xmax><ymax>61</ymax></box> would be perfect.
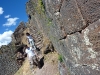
<box><xmin>0</xmin><ymin>0</ymin><xmax>28</xmax><ymax>46</ymax></box>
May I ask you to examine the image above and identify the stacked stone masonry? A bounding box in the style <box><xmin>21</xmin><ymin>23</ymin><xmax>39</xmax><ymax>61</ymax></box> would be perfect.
<box><xmin>26</xmin><ymin>0</ymin><xmax>100</xmax><ymax>75</ymax></box>
<box><xmin>0</xmin><ymin>0</ymin><xmax>100</xmax><ymax>75</ymax></box>
<box><xmin>0</xmin><ymin>44</ymin><xmax>20</xmax><ymax>75</ymax></box>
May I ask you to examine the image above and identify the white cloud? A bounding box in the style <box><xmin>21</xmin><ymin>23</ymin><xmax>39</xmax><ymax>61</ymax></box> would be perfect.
<box><xmin>0</xmin><ymin>30</ymin><xmax>13</xmax><ymax>47</ymax></box>
<box><xmin>0</xmin><ymin>7</ymin><xmax>4</xmax><ymax>15</ymax></box>
<box><xmin>3</xmin><ymin>17</ymin><xmax>19</xmax><ymax>27</ymax></box>
<box><xmin>4</xmin><ymin>15</ymin><xmax>10</xmax><ymax>18</ymax></box>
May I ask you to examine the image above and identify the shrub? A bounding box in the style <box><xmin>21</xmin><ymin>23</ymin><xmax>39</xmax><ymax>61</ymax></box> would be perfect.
<box><xmin>58</xmin><ymin>54</ymin><xmax>63</xmax><ymax>62</ymax></box>
<box><xmin>37</xmin><ymin>0</ymin><xmax>45</xmax><ymax>14</ymax></box>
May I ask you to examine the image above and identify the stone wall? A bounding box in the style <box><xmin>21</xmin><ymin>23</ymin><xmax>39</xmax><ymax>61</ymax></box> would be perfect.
<box><xmin>0</xmin><ymin>22</ymin><xmax>27</xmax><ymax>75</ymax></box>
<box><xmin>12</xmin><ymin>21</ymin><xmax>26</xmax><ymax>45</ymax></box>
<box><xmin>26</xmin><ymin>0</ymin><xmax>100</xmax><ymax>75</ymax></box>
<box><xmin>1</xmin><ymin>0</ymin><xmax>100</xmax><ymax>75</ymax></box>
<box><xmin>0</xmin><ymin>43</ymin><xmax>20</xmax><ymax>75</ymax></box>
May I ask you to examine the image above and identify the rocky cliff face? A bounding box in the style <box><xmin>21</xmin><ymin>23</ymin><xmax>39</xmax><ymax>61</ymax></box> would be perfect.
<box><xmin>12</xmin><ymin>22</ymin><xmax>26</xmax><ymax>45</ymax></box>
<box><xmin>0</xmin><ymin>0</ymin><xmax>100</xmax><ymax>75</ymax></box>
<box><xmin>0</xmin><ymin>22</ymin><xmax>27</xmax><ymax>75</ymax></box>
<box><xmin>0</xmin><ymin>43</ymin><xmax>20</xmax><ymax>75</ymax></box>
<box><xmin>26</xmin><ymin>0</ymin><xmax>100</xmax><ymax>75</ymax></box>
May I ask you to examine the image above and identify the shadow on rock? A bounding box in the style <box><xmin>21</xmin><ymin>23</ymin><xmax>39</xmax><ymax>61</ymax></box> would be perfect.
<box><xmin>36</xmin><ymin>47</ymin><xmax>40</xmax><ymax>51</ymax></box>
<box><xmin>38</xmin><ymin>56</ymin><xmax>44</xmax><ymax>69</ymax></box>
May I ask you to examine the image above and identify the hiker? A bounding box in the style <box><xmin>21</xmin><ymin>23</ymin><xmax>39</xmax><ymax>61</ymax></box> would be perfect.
<box><xmin>24</xmin><ymin>45</ymin><xmax>39</xmax><ymax>70</ymax></box>
<box><xmin>26</xmin><ymin>33</ymin><xmax>36</xmax><ymax>49</ymax></box>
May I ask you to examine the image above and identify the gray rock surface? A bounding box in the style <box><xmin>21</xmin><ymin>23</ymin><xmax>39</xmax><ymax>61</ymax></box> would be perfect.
<box><xmin>0</xmin><ymin>44</ymin><xmax>20</xmax><ymax>75</ymax></box>
<box><xmin>26</xmin><ymin>0</ymin><xmax>100</xmax><ymax>75</ymax></box>
<box><xmin>0</xmin><ymin>0</ymin><xmax>100</xmax><ymax>75</ymax></box>
<box><xmin>0</xmin><ymin>22</ymin><xmax>26</xmax><ymax>75</ymax></box>
<box><xmin>13</xmin><ymin>22</ymin><xmax>26</xmax><ymax>45</ymax></box>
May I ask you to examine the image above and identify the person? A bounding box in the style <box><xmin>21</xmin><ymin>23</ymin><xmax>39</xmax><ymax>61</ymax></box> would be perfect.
<box><xmin>24</xmin><ymin>45</ymin><xmax>39</xmax><ymax>70</ymax></box>
<box><xmin>26</xmin><ymin>33</ymin><xmax>36</xmax><ymax>49</ymax></box>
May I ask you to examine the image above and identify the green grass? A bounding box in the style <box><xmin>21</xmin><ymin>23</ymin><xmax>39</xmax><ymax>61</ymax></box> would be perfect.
<box><xmin>58</xmin><ymin>54</ymin><xmax>63</xmax><ymax>62</ymax></box>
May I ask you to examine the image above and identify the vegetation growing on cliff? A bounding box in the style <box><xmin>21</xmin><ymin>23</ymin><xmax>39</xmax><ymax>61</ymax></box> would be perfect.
<box><xmin>36</xmin><ymin>0</ymin><xmax>45</xmax><ymax>15</ymax></box>
<box><xmin>58</xmin><ymin>54</ymin><xmax>63</xmax><ymax>62</ymax></box>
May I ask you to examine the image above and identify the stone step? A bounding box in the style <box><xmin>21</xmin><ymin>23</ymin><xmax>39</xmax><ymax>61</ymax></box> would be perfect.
<box><xmin>34</xmin><ymin>36</ymin><xmax>42</xmax><ymax>39</ymax></box>
<box><xmin>35</xmin><ymin>41</ymin><xmax>43</xmax><ymax>46</ymax></box>
<box><xmin>36</xmin><ymin>44</ymin><xmax>43</xmax><ymax>49</ymax></box>
<box><xmin>35</xmin><ymin>39</ymin><xmax>43</xmax><ymax>43</ymax></box>
<box><xmin>35</xmin><ymin>39</ymin><xmax>42</xmax><ymax>42</ymax></box>
<box><xmin>34</xmin><ymin>36</ymin><xmax>42</xmax><ymax>40</ymax></box>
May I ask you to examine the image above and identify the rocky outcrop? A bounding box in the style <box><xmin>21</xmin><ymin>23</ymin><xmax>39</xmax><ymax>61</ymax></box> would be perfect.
<box><xmin>0</xmin><ymin>22</ymin><xmax>27</xmax><ymax>75</ymax></box>
<box><xmin>26</xmin><ymin>0</ymin><xmax>100</xmax><ymax>75</ymax></box>
<box><xmin>1</xmin><ymin>0</ymin><xmax>100</xmax><ymax>75</ymax></box>
<box><xmin>12</xmin><ymin>22</ymin><xmax>26</xmax><ymax>45</ymax></box>
<box><xmin>0</xmin><ymin>43</ymin><xmax>20</xmax><ymax>75</ymax></box>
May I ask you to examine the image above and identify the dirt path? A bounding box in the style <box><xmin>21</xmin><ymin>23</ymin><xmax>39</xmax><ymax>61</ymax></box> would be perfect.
<box><xmin>34</xmin><ymin>52</ymin><xmax>59</xmax><ymax>75</ymax></box>
<box><xmin>14</xmin><ymin>52</ymin><xmax>60</xmax><ymax>75</ymax></box>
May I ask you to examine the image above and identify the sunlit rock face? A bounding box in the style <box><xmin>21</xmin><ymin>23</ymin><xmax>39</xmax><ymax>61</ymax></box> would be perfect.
<box><xmin>0</xmin><ymin>22</ymin><xmax>27</xmax><ymax>75</ymax></box>
<box><xmin>0</xmin><ymin>44</ymin><xmax>20</xmax><ymax>75</ymax></box>
<box><xmin>12</xmin><ymin>22</ymin><xmax>26</xmax><ymax>45</ymax></box>
<box><xmin>26</xmin><ymin>0</ymin><xmax>100</xmax><ymax>75</ymax></box>
<box><xmin>1</xmin><ymin>0</ymin><xmax>99</xmax><ymax>75</ymax></box>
